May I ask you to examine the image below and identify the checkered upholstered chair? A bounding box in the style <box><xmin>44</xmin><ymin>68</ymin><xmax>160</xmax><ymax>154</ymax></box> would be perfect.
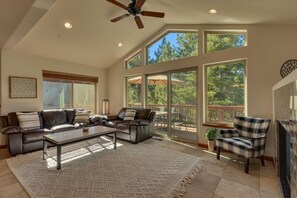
<box><xmin>216</xmin><ymin>116</ymin><xmax>271</xmax><ymax>173</ymax></box>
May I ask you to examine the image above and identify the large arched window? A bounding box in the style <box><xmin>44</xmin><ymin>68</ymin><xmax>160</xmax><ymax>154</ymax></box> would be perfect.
<box><xmin>147</xmin><ymin>31</ymin><xmax>198</xmax><ymax>65</ymax></box>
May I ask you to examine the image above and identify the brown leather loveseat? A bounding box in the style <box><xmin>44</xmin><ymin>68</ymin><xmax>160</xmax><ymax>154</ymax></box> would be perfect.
<box><xmin>1</xmin><ymin>109</ymin><xmax>84</xmax><ymax>156</ymax></box>
<box><xmin>101</xmin><ymin>108</ymin><xmax>156</xmax><ymax>143</ymax></box>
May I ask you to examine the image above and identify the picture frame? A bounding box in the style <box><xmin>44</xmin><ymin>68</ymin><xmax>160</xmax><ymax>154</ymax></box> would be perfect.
<box><xmin>9</xmin><ymin>76</ymin><xmax>37</xmax><ymax>98</ymax></box>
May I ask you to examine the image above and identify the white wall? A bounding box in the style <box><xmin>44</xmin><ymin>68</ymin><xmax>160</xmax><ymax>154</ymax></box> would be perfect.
<box><xmin>108</xmin><ymin>24</ymin><xmax>297</xmax><ymax>157</ymax></box>
<box><xmin>0</xmin><ymin>50</ymin><xmax>108</xmax><ymax>145</ymax></box>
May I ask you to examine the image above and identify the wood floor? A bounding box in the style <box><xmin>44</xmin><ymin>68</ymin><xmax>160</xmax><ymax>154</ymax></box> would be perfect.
<box><xmin>0</xmin><ymin>149</ymin><xmax>29</xmax><ymax>198</ymax></box>
<box><xmin>0</xmin><ymin>138</ymin><xmax>281</xmax><ymax>198</ymax></box>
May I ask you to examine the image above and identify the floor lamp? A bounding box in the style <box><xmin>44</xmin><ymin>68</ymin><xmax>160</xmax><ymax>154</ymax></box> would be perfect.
<box><xmin>102</xmin><ymin>99</ymin><xmax>110</xmax><ymax>115</ymax></box>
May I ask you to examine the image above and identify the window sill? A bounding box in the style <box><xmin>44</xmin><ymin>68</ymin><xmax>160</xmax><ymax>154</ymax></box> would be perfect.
<box><xmin>203</xmin><ymin>123</ymin><xmax>234</xmax><ymax>129</ymax></box>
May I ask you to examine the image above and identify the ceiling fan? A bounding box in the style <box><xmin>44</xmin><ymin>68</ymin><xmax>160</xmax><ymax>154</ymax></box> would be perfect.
<box><xmin>107</xmin><ymin>0</ymin><xmax>165</xmax><ymax>29</ymax></box>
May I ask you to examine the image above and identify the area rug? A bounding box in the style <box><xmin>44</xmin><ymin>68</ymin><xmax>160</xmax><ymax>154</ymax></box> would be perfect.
<box><xmin>6</xmin><ymin>139</ymin><xmax>204</xmax><ymax>198</ymax></box>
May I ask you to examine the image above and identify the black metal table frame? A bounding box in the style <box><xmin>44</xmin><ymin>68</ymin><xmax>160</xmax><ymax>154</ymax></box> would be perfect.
<box><xmin>43</xmin><ymin>131</ymin><xmax>117</xmax><ymax>170</ymax></box>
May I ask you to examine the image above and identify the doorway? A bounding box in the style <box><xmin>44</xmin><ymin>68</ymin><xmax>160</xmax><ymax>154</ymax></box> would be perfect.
<box><xmin>146</xmin><ymin>69</ymin><xmax>198</xmax><ymax>142</ymax></box>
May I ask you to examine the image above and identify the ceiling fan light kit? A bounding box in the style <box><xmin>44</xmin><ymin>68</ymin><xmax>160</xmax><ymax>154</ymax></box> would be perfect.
<box><xmin>107</xmin><ymin>0</ymin><xmax>165</xmax><ymax>29</ymax></box>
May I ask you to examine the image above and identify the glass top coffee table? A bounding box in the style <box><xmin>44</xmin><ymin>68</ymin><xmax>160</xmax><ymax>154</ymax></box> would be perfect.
<box><xmin>43</xmin><ymin>125</ymin><xmax>117</xmax><ymax>170</ymax></box>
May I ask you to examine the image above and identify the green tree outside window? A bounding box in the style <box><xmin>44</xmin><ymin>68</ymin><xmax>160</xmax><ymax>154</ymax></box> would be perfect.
<box><xmin>206</xmin><ymin>32</ymin><xmax>246</xmax><ymax>53</ymax></box>
<box><xmin>126</xmin><ymin>53</ymin><xmax>141</xmax><ymax>69</ymax></box>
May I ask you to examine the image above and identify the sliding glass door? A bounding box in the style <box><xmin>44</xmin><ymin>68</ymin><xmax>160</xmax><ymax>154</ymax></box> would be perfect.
<box><xmin>169</xmin><ymin>70</ymin><xmax>197</xmax><ymax>141</ymax></box>
<box><xmin>146</xmin><ymin>74</ymin><xmax>168</xmax><ymax>135</ymax></box>
<box><xmin>146</xmin><ymin>69</ymin><xmax>198</xmax><ymax>142</ymax></box>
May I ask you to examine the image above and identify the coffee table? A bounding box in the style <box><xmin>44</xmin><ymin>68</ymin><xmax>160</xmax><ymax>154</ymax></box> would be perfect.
<box><xmin>43</xmin><ymin>126</ymin><xmax>117</xmax><ymax>170</ymax></box>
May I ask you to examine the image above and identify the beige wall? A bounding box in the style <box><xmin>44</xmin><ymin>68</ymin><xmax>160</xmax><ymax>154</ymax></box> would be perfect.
<box><xmin>0</xmin><ymin>49</ymin><xmax>2</xmax><ymax>114</ymax></box>
<box><xmin>0</xmin><ymin>50</ymin><xmax>108</xmax><ymax>145</ymax></box>
<box><xmin>108</xmin><ymin>24</ymin><xmax>297</xmax><ymax>157</ymax></box>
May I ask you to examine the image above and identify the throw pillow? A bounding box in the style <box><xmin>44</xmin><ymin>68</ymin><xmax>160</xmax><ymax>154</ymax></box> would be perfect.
<box><xmin>123</xmin><ymin>109</ymin><xmax>137</xmax><ymax>121</ymax></box>
<box><xmin>74</xmin><ymin>110</ymin><xmax>90</xmax><ymax>123</ymax></box>
<box><xmin>16</xmin><ymin>112</ymin><xmax>41</xmax><ymax>129</ymax></box>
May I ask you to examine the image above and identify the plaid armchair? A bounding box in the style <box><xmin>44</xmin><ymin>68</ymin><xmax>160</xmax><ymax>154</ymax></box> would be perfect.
<box><xmin>216</xmin><ymin>116</ymin><xmax>271</xmax><ymax>173</ymax></box>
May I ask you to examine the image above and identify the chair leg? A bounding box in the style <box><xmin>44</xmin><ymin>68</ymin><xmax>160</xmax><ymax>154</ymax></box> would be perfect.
<box><xmin>244</xmin><ymin>158</ymin><xmax>250</xmax><ymax>174</ymax></box>
<box><xmin>216</xmin><ymin>146</ymin><xmax>221</xmax><ymax>160</ymax></box>
<box><xmin>260</xmin><ymin>156</ymin><xmax>265</xmax><ymax>167</ymax></box>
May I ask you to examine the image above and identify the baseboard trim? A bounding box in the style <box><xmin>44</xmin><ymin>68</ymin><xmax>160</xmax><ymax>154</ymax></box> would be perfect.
<box><xmin>0</xmin><ymin>145</ymin><xmax>7</xmax><ymax>149</ymax></box>
<box><xmin>198</xmin><ymin>143</ymin><xmax>274</xmax><ymax>162</ymax></box>
<box><xmin>262</xmin><ymin>155</ymin><xmax>274</xmax><ymax>163</ymax></box>
<box><xmin>198</xmin><ymin>143</ymin><xmax>208</xmax><ymax>149</ymax></box>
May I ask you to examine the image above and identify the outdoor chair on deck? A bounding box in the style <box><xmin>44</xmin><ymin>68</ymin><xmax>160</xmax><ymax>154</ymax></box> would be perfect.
<box><xmin>216</xmin><ymin>116</ymin><xmax>270</xmax><ymax>174</ymax></box>
<box><xmin>171</xmin><ymin>111</ymin><xmax>188</xmax><ymax>132</ymax></box>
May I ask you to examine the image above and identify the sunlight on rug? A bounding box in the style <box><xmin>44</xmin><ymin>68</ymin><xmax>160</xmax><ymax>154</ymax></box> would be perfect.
<box><xmin>6</xmin><ymin>138</ymin><xmax>205</xmax><ymax>198</ymax></box>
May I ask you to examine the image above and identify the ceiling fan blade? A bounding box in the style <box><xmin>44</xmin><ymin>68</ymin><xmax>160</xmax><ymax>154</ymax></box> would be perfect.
<box><xmin>106</xmin><ymin>0</ymin><xmax>128</xmax><ymax>10</ymax></box>
<box><xmin>135</xmin><ymin>0</ymin><xmax>146</xmax><ymax>8</ymax></box>
<box><xmin>111</xmin><ymin>14</ymin><xmax>130</xmax><ymax>22</ymax></box>
<box><xmin>141</xmin><ymin>11</ymin><xmax>165</xmax><ymax>18</ymax></box>
<box><xmin>134</xmin><ymin>16</ymin><xmax>144</xmax><ymax>29</ymax></box>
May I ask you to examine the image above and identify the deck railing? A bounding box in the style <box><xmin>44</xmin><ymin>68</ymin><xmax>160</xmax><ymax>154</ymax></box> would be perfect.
<box><xmin>128</xmin><ymin>104</ymin><xmax>244</xmax><ymax>124</ymax></box>
<box><xmin>207</xmin><ymin>105</ymin><xmax>244</xmax><ymax>123</ymax></box>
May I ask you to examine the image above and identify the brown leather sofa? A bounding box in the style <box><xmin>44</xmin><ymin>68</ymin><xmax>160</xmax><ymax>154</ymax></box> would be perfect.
<box><xmin>101</xmin><ymin>108</ymin><xmax>156</xmax><ymax>143</ymax></box>
<box><xmin>1</xmin><ymin>109</ymin><xmax>85</xmax><ymax>156</ymax></box>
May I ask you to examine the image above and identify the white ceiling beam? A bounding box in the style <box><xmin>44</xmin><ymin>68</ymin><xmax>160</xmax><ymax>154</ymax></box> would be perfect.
<box><xmin>3</xmin><ymin>0</ymin><xmax>58</xmax><ymax>50</ymax></box>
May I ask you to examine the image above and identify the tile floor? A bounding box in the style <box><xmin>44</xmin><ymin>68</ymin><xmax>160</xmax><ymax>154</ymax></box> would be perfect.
<box><xmin>0</xmin><ymin>138</ymin><xmax>281</xmax><ymax>198</ymax></box>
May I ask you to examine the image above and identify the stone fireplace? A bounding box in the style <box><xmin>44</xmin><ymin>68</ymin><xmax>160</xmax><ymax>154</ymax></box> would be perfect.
<box><xmin>274</xmin><ymin>72</ymin><xmax>297</xmax><ymax>198</ymax></box>
<box><xmin>277</xmin><ymin>120</ymin><xmax>295</xmax><ymax>197</ymax></box>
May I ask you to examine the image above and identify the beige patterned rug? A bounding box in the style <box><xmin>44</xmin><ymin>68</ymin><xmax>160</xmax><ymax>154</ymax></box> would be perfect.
<box><xmin>6</xmin><ymin>139</ymin><xmax>204</xmax><ymax>198</ymax></box>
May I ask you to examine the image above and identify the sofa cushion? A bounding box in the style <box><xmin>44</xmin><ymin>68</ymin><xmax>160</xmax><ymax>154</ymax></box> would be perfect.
<box><xmin>42</xmin><ymin>110</ymin><xmax>67</xmax><ymax>128</ymax></box>
<box><xmin>8</xmin><ymin>112</ymin><xmax>43</xmax><ymax>128</ymax></box>
<box><xmin>16</xmin><ymin>112</ymin><xmax>41</xmax><ymax>130</ymax></box>
<box><xmin>22</xmin><ymin>129</ymin><xmax>52</xmax><ymax>144</ymax></box>
<box><xmin>65</xmin><ymin>109</ymin><xmax>76</xmax><ymax>124</ymax></box>
<box><xmin>118</xmin><ymin>108</ymin><xmax>127</xmax><ymax>120</ymax></box>
<box><xmin>123</xmin><ymin>109</ymin><xmax>137</xmax><ymax>121</ymax></box>
<box><xmin>135</xmin><ymin>109</ymin><xmax>151</xmax><ymax>119</ymax></box>
<box><xmin>7</xmin><ymin>112</ymin><xmax>19</xmax><ymax>126</ymax></box>
<box><xmin>51</xmin><ymin>124</ymin><xmax>76</xmax><ymax>133</ymax></box>
<box><xmin>74</xmin><ymin>110</ymin><xmax>90</xmax><ymax>123</ymax></box>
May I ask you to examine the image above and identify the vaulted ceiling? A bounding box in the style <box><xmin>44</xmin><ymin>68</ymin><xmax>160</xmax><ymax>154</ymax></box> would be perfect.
<box><xmin>1</xmin><ymin>0</ymin><xmax>297</xmax><ymax>69</ymax></box>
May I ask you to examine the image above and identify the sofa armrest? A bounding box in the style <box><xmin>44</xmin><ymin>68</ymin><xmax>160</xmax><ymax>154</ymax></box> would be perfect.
<box><xmin>149</xmin><ymin>112</ymin><xmax>156</xmax><ymax>122</ymax></box>
<box><xmin>1</xmin><ymin>126</ymin><xmax>24</xmax><ymax>135</ymax></box>
<box><xmin>2</xmin><ymin>126</ymin><xmax>24</xmax><ymax>156</ymax></box>
<box><xmin>105</xmin><ymin>115</ymin><xmax>119</xmax><ymax>121</ymax></box>
<box><xmin>89</xmin><ymin>115</ymin><xmax>106</xmax><ymax>122</ymax></box>
<box><xmin>89</xmin><ymin>115</ymin><xmax>109</xmax><ymax>126</ymax></box>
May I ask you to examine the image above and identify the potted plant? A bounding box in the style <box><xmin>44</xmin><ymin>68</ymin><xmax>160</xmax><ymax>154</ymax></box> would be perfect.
<box><xmin>205</xmin><ymin>128</ymin><xmax>217</xmax><ymax>152</ymax></box>
<box><xmin>82</xmin><ymin>122</ymin><xmax>89</xmax><ymax>132</ymax></box>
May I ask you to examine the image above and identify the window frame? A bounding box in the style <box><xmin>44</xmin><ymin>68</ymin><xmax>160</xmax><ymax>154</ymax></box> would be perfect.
<box><xmin>125</xmin><ymin>51</ymin><xmax>142</xmax><ymax>69</ymax></box>
<box><xmin>43</xmin><ymin>70</ymin><xmax>97</xmax><ymax>113</ymax></box>
<box><xmin>204</xmin><ymin>30</ymin><xmax>247</xmax><ymax>54</ymax></box>
<box><xmin>203</xmin><ymin>59</ymin><xmax>247</xmax><ymax>128</ymax></box>
<box><xmin>146</xmin><ymin>30</ymin><xmax>199</xmax><ymax>65</ymax></box>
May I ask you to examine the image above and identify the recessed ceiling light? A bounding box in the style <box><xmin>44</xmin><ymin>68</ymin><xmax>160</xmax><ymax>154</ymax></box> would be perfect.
<box><xmin>209</xmin><ymin>9</ymin><xmax>218</xmax><ymax>14</ymax></box>
<box><xmin>64</xmin><ymin>22</ymin><xmax>72</xmax><ymax>29</ymax></box>
<box><xmin>118</xmin><ymin>43</ymin><xmax>123</xmax><ymax>47</ymax></box>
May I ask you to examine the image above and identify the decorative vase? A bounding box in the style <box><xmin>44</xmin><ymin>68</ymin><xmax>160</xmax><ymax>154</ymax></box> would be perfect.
<box><xmin>208</xmin><ymin>140</ymin><xmax>215</xmax><ymax>152</ymax></box>
<box><xmin>83</xmin><ymin>127</ymin><xmax>89</xmax><ymax>132</ymax></box>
